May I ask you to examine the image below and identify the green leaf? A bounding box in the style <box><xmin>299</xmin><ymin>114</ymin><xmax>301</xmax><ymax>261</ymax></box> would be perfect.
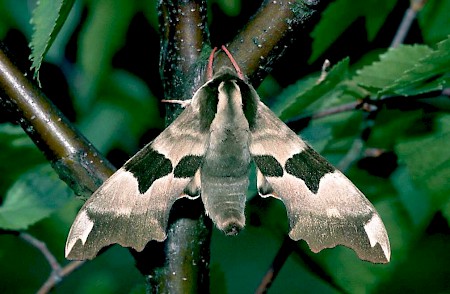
<box><xmin>29</xmin><ymin>0</ymin><xmax>75</xmax><ymax>82</ymax></box>
<box><xmin>76</xmin><ymin>0</ymin><xmax>136</xmax><ymax>112</ymax></box>
<box><xmin>382</xmin><ymin>36</ymin><xmax>450</xmax><ymax>96</ymax></box>
<box><xmin>78</xmin><ymin>70</ymin><xmax>162</xmax><ymax>153</ymax></box>
<box><xmin>210</xmin><ymin>227</ymin><xmax>282</xmax><ymax>293</ymax></box>
<box><xmin>367</xmin><ymin>108</ymin><xmax>423</xmax><ymax>149</ymax></box>
<box><xmin>0</xmin><ymin>164</ymin><xmax>73</xmax><ymax>230</ymax></box>
<box><xmin>0</xmin><ymin>0</ymin><xmax>33</xmax><ymax>39</ymax></box>
<box><xmin>309</xmin><ymin>0</ymin><xmax>396</xmax><ymax>62</ymax></box>
<box><xmin>270</xmin><ymin>74</ymin><xmax>318</xmax><ymax>116</ymax></box>
<box><xmin>215</xmin><ymin>0</ymin><xmax>241</xmax><ymax>16</ymax></box>
<box><xmin>395</xmin><ymin>114</ymin><xmax>450</xmax><ymax>208</ymax></box>
<box><xmin>443</xmin><ymin>199</ymin><xmax>450</xmax><ymax>228</ymax></box>
<box><xmin>418</xmin><ymin>0</ymin><xmax>450</xmax><ymax>45</ymax></box>
<box><xmin>300</xmin><ymin>111</ymin><xmax>363</xmax><ymax>158</ymax></box>
<box><xmin>391</xmin><ymin>167</ymin><xmax>432</xmax><ymax>228</ymax></box>
<box><xmin>353</xmin><ymin>44</ymin><xmax>433</xmax><ymax>94</ymax></box>
<box><xmin>354</xmin><ymin>37</ymin><xmax>450</xmax><ymax>97</ymax></box>
<box><xmin>273</xmin><ymin>58</ymin><xmax>350</xmax><ymax>121</ymax></box>
<box><xmin>0</xmin><ymin>123</ymin><xmax>45</xmax><ymax>194</ymax></box>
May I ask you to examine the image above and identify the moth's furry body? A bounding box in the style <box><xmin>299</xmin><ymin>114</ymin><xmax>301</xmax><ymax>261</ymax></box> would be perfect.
<box><xmin>66</xmin><ymin>65</ymin><xmax>390</xmax><ymax>263</ymax></box>
<box><xmin>201</xmin><ymin>80</ymin><xmax>252</xmax><ymax>233</ymax></box>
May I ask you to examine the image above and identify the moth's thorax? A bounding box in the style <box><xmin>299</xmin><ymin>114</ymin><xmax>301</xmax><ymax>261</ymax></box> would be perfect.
<box><xmin>216</xmin><ymin>80</ymin><xmax>247</xmax><ymax>122</ymax></box>
<box><xmin>208</xmin><ymin>79</ymin><xmax>251</xmax><ymax>151</ymax></box>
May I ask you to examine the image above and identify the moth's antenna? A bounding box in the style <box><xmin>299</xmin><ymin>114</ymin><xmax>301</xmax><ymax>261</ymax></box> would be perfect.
<box><xmin>221</xmin><ymin>45</ymin><xmax>244</xmax><ymax>80</ymax></box>
<box><xmin>207</xmin><ymin>47</ymin><xmax>218</xmax><ymax>80</ymax></box>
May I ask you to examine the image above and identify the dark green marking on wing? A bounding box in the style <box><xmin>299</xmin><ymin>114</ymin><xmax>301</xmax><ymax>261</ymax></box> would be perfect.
<box><xmin>174</xmin><ymin>155</ymin><xmax>203</xmax><ymax>178</ymax></box>
<box><xmin>285</xmin><ymin>146</ymin><xmax>335</xmax><ymax>194</ymax></box>
<box><xmin>124</xmin><ymin>147</ymin><xmax>173</xmax><ymax>194</ymax></box>
<box><xmin>253</xmin><ymin>155</ymin><xmax>284</xmax><ymax>177</ymax></box>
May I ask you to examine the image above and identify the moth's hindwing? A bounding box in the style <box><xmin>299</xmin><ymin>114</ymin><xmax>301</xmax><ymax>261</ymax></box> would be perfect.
<box><xmin>250</xmin><ymin>101</ymin><xmax>391</xmax><ymax>263</ymax></box>
<box><xmin>65</xmin><ymin>100</ymin><xmax>208</xmax><ymax>260</ymax></box>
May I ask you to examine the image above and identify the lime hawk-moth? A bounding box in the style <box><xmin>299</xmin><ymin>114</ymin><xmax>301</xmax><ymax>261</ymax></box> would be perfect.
<box><xmin>66</xmin><ymin>46</ymin><xmax>390</xmax><ymax>263</ymax></box>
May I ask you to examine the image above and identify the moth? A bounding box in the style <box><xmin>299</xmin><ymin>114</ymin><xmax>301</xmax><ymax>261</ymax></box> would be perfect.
<box><xmin>66</xmin><ymin>46</ymin><xmax>390</xmax><ymax>263</ymax></box>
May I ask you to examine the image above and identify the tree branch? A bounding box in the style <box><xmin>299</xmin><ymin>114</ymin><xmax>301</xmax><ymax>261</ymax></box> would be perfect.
<box><xmin>214</xmin><ymin>0</ymin><xmax>330</xmax><ymax>86</ymax></box>
<box><xmin>137</xmin><ymin>1</ymin><xmax>212</xmax><ymax>293</ymax></box>
<box><xmin>0</xmin><ymin>44</ymin><xmax>115</xmax><ymax>198</ymax></box>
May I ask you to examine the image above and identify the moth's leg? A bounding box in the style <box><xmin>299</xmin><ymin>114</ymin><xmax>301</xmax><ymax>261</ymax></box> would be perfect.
<box><xmin>161</xmin><ymin>99</ymin><xmax>192</xmax><ymax>108</ymax></box>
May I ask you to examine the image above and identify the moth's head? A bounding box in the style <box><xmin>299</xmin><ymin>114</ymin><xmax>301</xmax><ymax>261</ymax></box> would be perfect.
<box><xmin>210</xmin><ymin>66</ymin><xmax>245</xmax><ymax>83</ymax></box>
<box><xmin>212</xmin><ymin>66</ymin><xmax>240</xmax><ymax>78</ymax></box>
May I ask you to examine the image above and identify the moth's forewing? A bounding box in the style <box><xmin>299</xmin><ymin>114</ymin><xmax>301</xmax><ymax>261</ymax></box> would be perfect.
<box><xmin>65</xmin><ymin>88</ymin><xmax>210</xmax><ymax>260</ymax></box>
<box><xmin>249</xmin><ymin>101</ymin><xmax>390</xmax><ymax>263</ymax></box>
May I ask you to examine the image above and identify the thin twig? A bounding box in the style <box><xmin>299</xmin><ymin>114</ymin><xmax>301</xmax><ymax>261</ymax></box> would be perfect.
<box><xmin>20</xmin><ymin>233</ymin><xmax>62</xmax><ymax>274</ymax></box>
<box><xmin>19</xmin><ymin>232</ymin><xmax>85</xmax><ymax>294</ymax></box>
<box><xmin>286</xmin><ymin>100</ymin><xmax>364</xmax><ymax>132</ymax></box>
<box><xmin>286</xmin><ymin>88</ymin><xmax>447</xmax><ymax>136</ymax></box>
<box><xmin>255</xmin><ymin>236</ymin><xmax>346</xmax><ymax>294</ymax></box>
<box><xmin>337</xmin><ymin>138</ymin><xmax>364</xmax><ymax>172</ymax></box>
<box><xmin>316</xmin><ymin>59</ymin><xmax>331</xmax><ymax>84</ymax></box>
<box><xmin>312</xmin><ymin>101</ymin><xmax>362</xmax><ymax>120</ymax></box>
<box><xmin>391</xmin><ymin>0</ymin><xmax>428</xmax><ymax>48</ymax></box>
<box><xmin>37</xmin><ymin>261</ymin><xmax>85</xmax><ymax>294</ymax></box>
<box><xmin>255</xmin><ymin>237</ymin><xmax>294</xmax><ymax>294</ymax></box>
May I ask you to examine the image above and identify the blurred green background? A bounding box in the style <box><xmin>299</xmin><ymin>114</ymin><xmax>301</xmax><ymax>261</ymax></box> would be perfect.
<box><xmin>0</xmin><ymin>0</ymin><xmax>449</xmax><ymax>293</ymax></box>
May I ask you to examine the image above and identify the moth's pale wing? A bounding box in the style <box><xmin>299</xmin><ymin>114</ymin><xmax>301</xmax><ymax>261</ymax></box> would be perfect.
<box><xmin>249</xmin><ymin>102</ymin><xmax>390</xmax><ymax>263</ymax></box>
<box><xmin>66</xmin><ymin>105</ymin><xmax>207</xmax><ymax>260</ymax></box>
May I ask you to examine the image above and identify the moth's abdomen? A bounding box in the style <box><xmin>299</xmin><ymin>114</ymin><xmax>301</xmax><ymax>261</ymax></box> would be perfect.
<box><xmin>200</xmin><ymin>130</ymin><xmax>251</xmax><ymax>235</ymax></box>
<box><xmin>201</xmin><ymin>175</ymin><xmax>248</xmax><ymax>235</ymax></box>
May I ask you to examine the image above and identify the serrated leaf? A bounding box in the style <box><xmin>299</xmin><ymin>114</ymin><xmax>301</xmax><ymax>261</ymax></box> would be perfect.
<box><xmin>354</xmin><ymin>37</ymin><xmax>450</xmax><ymax>97</ymax></box>
<box><xmin>309</xmin><ymin>0</ymin><xmax>395</xmax><ymax>62</ymax></box>
<box><xmin>395</xmin><ymin>114</ymin><xmax>450</xmax><ymax>208</ymax></box>
<box><xmin>0</xmin><ymin>165</ymin><xmax>73</xmax><ymax>230</ymax></box>
<box><xmin>274</xmin><ymin>58</ymin><xmax>350</xmax><ymax>121</ymax></box>
<box><xmin>29</xmin><ymin>0</ymin><xmax>75</xmax><ymax>82</ymax></box>
<box><xmin>353</xmin><ymin>44</ymin><xmax>433</xmax><ymax>94</ymax></box>
<box><xmin>382</xmin><ymin>36</ymin><xmax>450</xmax><ymax>95</ymax></box>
